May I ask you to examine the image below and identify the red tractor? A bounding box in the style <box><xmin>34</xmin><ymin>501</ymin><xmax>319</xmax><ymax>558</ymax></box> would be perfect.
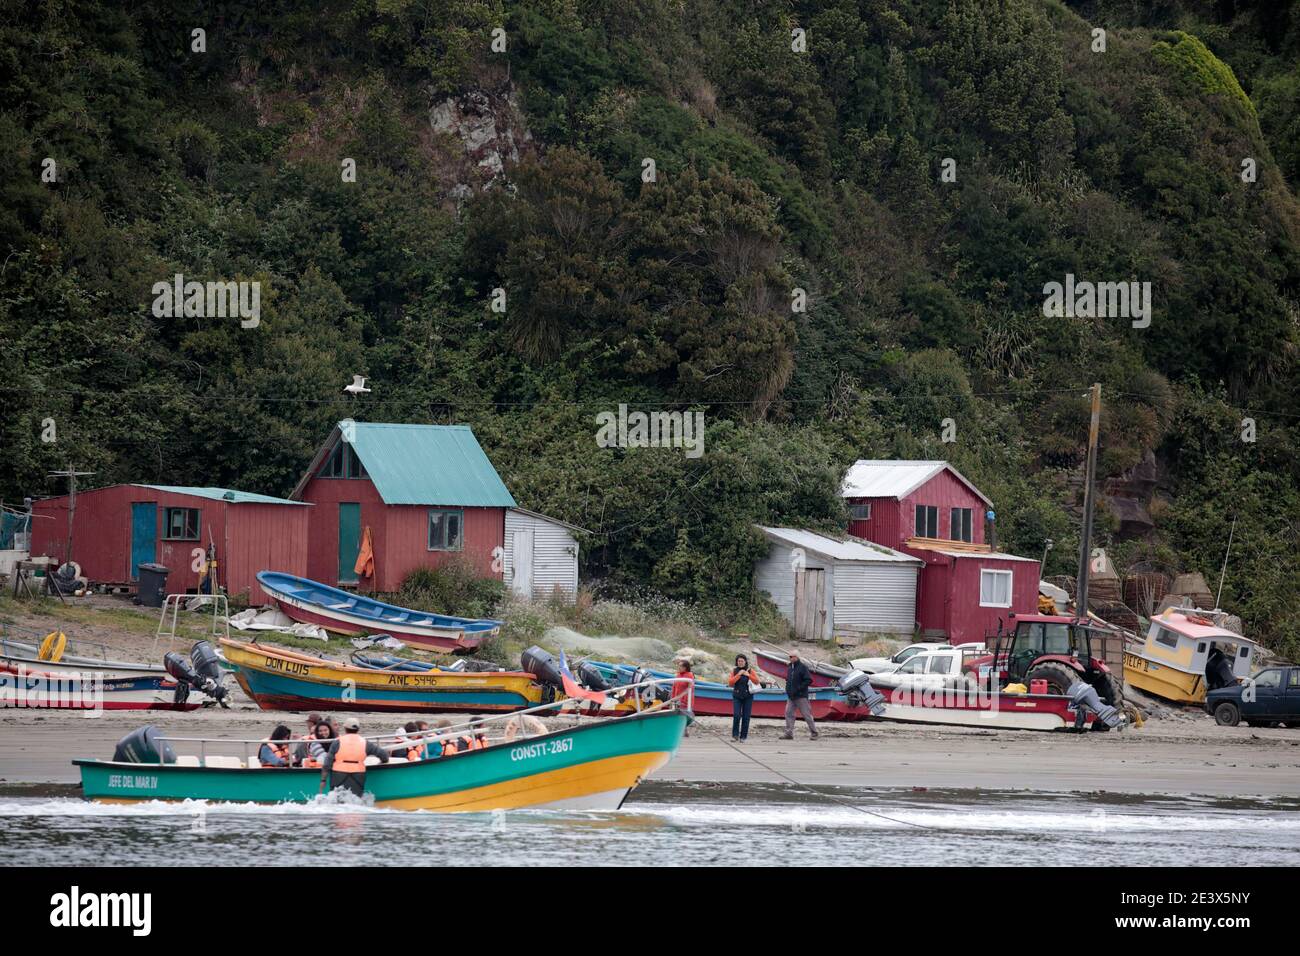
<box><xmin>973</xmin><ymin>614</ymin><xmax>1124</xmax><ymax>729</ymax></box>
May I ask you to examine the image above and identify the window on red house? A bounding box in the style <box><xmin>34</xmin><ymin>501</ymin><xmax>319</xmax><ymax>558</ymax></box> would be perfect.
<box><xmin>849</xmin><ymin>502</ymin><xmax>871</xmax><ymax>520</ymax></box>
<box><xmin>915</xmin><ymin>505</ymin><xmax>938</xmax><ymax>538</ymax></box>
<box><xmin>950</xmin><ymin>507</ymin><xmax>972</xmax><ymax>542</ymax></box>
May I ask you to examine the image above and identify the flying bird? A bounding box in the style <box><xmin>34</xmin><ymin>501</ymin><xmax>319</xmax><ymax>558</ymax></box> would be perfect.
<box><xmin>344</xmin><ymin>375</ymin><xmax>371</xmax><ymax>396</ymax></box>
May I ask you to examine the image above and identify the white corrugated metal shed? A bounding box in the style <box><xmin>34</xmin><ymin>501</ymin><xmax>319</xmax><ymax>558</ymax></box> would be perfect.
<box><xmin>758</xmin><ymin>527</ymin><xmax>921</xmax><ymax>563</ymax></box>
<box><xmin>754</xmin><ymin>526</ymin><xmax>920</xmax><ymax>637</ymax></box>
<box><xmin>504</xmin><ymin>509</ymin><xmax>584</xmax><ymax>602</ymax></box>
<box><xmin>840</xmin><ymin>460</ymin><xmax>992</xmax><ymax>506</ymax></box>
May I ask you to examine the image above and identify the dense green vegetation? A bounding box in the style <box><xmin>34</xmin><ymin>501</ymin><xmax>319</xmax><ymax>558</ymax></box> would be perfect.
<box><xmin>2</xmin><ymin>0</ymin><xmax>1298</xmax><ymax>655</ymax></box>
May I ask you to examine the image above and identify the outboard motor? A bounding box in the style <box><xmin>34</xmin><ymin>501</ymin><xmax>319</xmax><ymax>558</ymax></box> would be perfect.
<box><xmin>164</xmin><ymin>641</ymin><xmax>230</xmax><ymax>707</ymax></box>
<box><xmin>575</xmin><ymin>661</ymin><xmax>610</xmax><ymax>692</ymax></box>
<box><xmin>1068</xmin><ymin>680</ymin><xmax>1123</xmax><ymax>730</ymax></box>
<box><xmin>112</xmin><ymin>725</ymin><xmax>176</xmax><ymax>764</ymax></box>
<box><xmin>836</xmin><ymin>670</ymin><xmax>888</xmax><ymax>717</ymax></box>
<box><xmin>521</xmin><ymin>645</ymin><xmax>564</xmax><ymax>690</ymax></box>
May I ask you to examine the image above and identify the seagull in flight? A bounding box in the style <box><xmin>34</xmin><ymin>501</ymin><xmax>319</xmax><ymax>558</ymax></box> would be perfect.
<box><xmin>344</xmin><ymin>375</ymin><xmax>371</xmax><ymax>396</ymax></box>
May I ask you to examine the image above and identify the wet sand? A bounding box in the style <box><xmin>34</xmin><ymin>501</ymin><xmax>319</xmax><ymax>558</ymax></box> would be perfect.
<box><xmin>2</xmin><ymin>707</ymin><xmax>1297</xmax><ymax>797</ymax></box>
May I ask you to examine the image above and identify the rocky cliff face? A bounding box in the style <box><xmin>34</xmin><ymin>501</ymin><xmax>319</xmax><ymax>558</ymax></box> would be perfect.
<box><xmin>429</xmin><ymin>86</ymin><xmax>534</xmax><ymax>197</ymax></box>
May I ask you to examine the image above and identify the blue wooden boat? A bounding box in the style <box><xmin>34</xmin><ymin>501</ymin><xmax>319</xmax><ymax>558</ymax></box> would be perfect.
<box><xmin>257</xmin><ymin>571</ymin><xmax>501</xmax><ymax>653</ymax></box>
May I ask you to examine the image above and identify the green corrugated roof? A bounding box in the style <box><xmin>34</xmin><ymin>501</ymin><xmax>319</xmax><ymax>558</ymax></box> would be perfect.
<box><xmin>342</xmin><ymin>423</ymin><xmax>516</xmax><ymax>507</ymax></box>
<box><xmin>135</xmin><ymin>485</ymin><xmax>309</xmax><ymax>506</ymax></box>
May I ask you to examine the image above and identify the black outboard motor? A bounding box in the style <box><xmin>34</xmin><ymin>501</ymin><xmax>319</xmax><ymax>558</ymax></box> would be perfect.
<box><xmin>112</xmin><ymin>725</ymin><xmax>176</xmax><ymax>764</ymax></box>
<box><xmin>836</xmin><ymin>670</ymin><xmax>888</xmax><ymax>717</ymax></box>
<box><xmin>163</xmin><ymin>641</ymin><xmax>230</xmax><ymax>707</ymax></box>
<box><xmin>575</xmin><ymin>661</ymin><xmax>610</xmax><ymax>692</ymax></box>
<box><xmin>521</xmin><ymin>645</ymin><xmax>564</xmax><ymax>690</ymax></box>
<box><xmin>1068</xmin><ymin>679</ymin><xmax>1123</xmax><ymax>730</ymax></box>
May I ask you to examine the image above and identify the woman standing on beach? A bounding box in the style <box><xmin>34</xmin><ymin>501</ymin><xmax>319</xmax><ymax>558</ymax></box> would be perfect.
<box><xmin>728</xmin><ymin>655</ymin><xmax>763</xmax><ymax>742</ymax></box>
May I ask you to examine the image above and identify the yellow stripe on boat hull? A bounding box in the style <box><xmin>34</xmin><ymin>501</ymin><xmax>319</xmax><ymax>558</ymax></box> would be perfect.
<box><xmin>377</xmin><ymin>750</ymin><xmax>673</xmax><ymax>812</ymax></box>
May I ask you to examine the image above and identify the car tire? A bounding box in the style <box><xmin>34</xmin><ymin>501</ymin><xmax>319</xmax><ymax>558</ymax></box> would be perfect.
<box><xmin>1213</xmin><ymin>702</ymin><xmax>1240</xmax><ymax>727</ymax></box>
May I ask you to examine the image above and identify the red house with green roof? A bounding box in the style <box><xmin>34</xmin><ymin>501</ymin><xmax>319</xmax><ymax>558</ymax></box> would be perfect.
<box><xmin>290</xmin><ymin>420</ymin><xmax>516</xmax><ymax>591</ymax></box>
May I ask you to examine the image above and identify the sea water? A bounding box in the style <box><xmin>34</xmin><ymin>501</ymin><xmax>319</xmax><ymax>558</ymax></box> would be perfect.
<box><xmin>3</xmin><ymin>782</ymin><xmax>1298</xmax><ymax>866</ymax></box>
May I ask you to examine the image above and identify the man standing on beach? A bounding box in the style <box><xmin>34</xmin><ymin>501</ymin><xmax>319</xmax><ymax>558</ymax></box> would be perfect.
<box><xmin>780</xmin><ymin>650</ymin><xmax>819</xmax><ymax>740</ymax></box>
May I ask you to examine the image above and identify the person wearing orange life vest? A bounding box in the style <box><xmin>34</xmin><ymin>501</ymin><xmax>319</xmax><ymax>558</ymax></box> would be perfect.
<box><xmin>257</xmin><ymin>725</ymin><xmax>293</xmax><ymax>767</ymax></box>
<box><xmin>402</xmin><ymin>721</ymin><xmax>428</xmax><ymax>761</ymax></box>
<box><xmin>321</xmin><ymin>717</ymin><xmax>388</xmax><ymax>796</ymax></box>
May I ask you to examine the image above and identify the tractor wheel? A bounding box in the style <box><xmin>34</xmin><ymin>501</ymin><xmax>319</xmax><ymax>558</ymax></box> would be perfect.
<box><xmin>1214</xmin><ymin>702</ymin><xmax>1240</xmax><ymax>727</ymax></box>
<box><xmin>1024</xmin><ymin>661</ymin><xmax>1079</xmax><ymax>697</ymax></box>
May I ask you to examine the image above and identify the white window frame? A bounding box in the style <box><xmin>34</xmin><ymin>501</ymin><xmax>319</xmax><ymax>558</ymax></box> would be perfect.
<box><xmin>979</xmin><ymin>568</ymin><xmax>1013</xmax><ymax>608</ymax></box>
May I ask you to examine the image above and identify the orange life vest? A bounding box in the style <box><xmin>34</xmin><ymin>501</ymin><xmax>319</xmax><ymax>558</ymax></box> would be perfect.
<box><xmin>333</xmin><ymin>733</ymin><xmax>367</xmax><ymax>773</ymax></box>
<box><xmin>264</xmin><ymin>742</ymin><xmax>290</xmax><ymax>767</ymax></box>
<box><xmin>406</xmin><ymin>743</ymin><xmax>426</xmax><ymax>761</ymax></box>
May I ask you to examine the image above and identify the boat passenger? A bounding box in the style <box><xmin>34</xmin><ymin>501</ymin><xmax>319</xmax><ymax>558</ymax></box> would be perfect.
<box><xmin>320</xmin><ymin>717</ymin><xmax>389</xmax><ymax>797</ymax></box>
<box><xmin>258</xmin><ymin>725</ymin><xmax>293</xmax><ymax>768</ymax></box>
<box><xmin>468</xmin><ymin>717</ymin><xmax>489</xmax><ymax>750</ymax></box>
<box><xmin>673</xmin><ymin>659</ymin><xmax>696</xmax><ymax>737</ymax></box>
<box><xmin>433</xmin><ymin>718</ymin><xmax>461</xmax><ymax>756</ymax></box>
<box><xmin>292</xmin><ymin>712</ymin><xmax>326</xmax><ymax>766</ymax></box>
<box><xmin>303</xmin><ymin>722</ymin><xmax>335</xmax><ymax>769</ymax></box>
<box><xmin>403</xmin><ymin>721</ymin><xmax>427</xmax><ymax>761</ymax></box>
<box><xmin>728</xmin><ymin>655</ymin><xmax>764</xmax><ymax>742</ymax></box>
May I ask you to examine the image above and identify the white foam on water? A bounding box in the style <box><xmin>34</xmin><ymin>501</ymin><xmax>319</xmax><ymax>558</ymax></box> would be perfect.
<box><xmin>637</xmin><ymin>802</ymin><xmax>1300</xmax><ymax>833</ymax></box>
<box><xmin>0</xmin><ymin>796</ymin><xmax>405</xmax><ymax>818</ymax></box>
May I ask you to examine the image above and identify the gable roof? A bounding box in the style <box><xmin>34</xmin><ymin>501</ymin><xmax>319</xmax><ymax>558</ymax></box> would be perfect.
<box><xmin>133</xmin><ymin>485</ymin><xmax>309</xmax><ymax>506</ymax></box>
<box><xmin>757</xmin><ymin>526</ymin><xmax>922</xmax><ymax>564</ymax></box>
<box><xmin>292</xmin><ymin>421</ymin><xmax>516</xmax><ymax>508</ymax></box>
<box><xmin>840</xmin><ymin>460</ymin><xmax>992</xmax><ymax>507</ymax></box>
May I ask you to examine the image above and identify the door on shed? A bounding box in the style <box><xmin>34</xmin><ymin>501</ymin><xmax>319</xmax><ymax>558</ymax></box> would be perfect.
<box><xmin>129</xmin><ymin>502</ymin><xmax>157</xmax><ymax>581</ymax></box>
<box><xmin>511</xmin><ymin>528</ymin><xmax>535</xmax><ymax>598</ymax></box>
<box><xmin>337</xmin><ymin>503</ymin><xmax>361</xmax><ymax>584</ymax></box>
<box><xmin>793</xmin><ymin>568</ymin><xmax>827</xmax><ymax>641</ymax></box>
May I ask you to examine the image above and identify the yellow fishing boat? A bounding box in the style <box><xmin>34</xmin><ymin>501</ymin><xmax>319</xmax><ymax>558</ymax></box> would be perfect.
<box><xmin>220</xmin><ymin>638</ymin><xmax>545</xmax><ymax>713</ymax></box>
<box><xmin>1124</xmin><ymin>608</ymin><xmax>1259</xmax><ymax>705</ymax></box>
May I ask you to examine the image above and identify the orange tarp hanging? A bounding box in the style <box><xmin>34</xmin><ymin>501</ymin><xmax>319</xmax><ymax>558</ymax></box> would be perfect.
<box><xmin>354</xmin><ymin>525</ymin><xmax>375</xmax><ymax>580</ymax></box>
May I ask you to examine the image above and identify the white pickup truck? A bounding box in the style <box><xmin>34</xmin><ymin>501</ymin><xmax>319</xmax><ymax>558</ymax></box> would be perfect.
<box><xmin>864</xmin><ymin>644</ymin><xmax>987</xmax><ymax>691</ymax></box>
<box><xmin>850</xmin><ymin>642</ymin><xmax>953</xmax><ymax>675</ymax></box>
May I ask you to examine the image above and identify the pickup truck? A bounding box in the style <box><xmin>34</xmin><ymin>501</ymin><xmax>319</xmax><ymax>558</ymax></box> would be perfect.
<box><xmin>1205</xmin><ymin>665</ymin><xmax>1300</xmax><ymax>727</ymax></box>
<box><xmin>850</xmin><ymin>642</ymin><xmax>952</xmax><ymax>675</ymax></box>
<box><xmin>866</xmin><ymin>645</ymin><xmax>988</xmax><ymax>692</ymax></box>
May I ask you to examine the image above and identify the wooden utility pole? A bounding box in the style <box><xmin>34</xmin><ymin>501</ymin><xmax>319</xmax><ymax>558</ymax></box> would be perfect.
<box><xmin>1074</xmin><ymin>384</ymin><xmax>1101</xmax><ymax>620</ymax></box>
<box><xmin>48</xmin><ymin>465</ymin><xmax>94</xmax><ymax>566</ymax></box>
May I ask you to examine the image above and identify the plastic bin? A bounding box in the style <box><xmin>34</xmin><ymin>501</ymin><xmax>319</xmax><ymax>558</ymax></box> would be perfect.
<box><xmin>136</xmin><ymin>563</ymin><xmax>170</xmax><ymax>608</ymax></box>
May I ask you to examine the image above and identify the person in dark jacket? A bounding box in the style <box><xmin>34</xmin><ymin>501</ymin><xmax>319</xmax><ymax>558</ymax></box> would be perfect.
<box><xmin>780</xmin><ymin>650</ymin><xmax>819</xmax><ymax>740</ymax></box>
<box><xmin>728</xmin><ymin>654</ymin><xmax>764</xmax><ymax>741</ymax></box>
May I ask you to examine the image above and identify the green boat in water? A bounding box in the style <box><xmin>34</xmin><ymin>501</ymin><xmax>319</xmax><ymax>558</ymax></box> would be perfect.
<box><xmin>76</xmin><ymin>706</ymin><xmax>686</xmax><ymax>812</ymax></box>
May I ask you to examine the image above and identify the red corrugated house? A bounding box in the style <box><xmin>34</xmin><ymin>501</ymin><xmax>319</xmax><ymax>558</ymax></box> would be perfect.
<box><xmin>290</xmin><ymin>421</ymin><xmax>516</xmax><ymax>592</ymax></box>
<box><xmin>29</xmin><ymin>485</ymin><xmax>310</xmax><ymax>599</ymax></box>
<box><xmin>842</xmin><ymin>461</ymin><xmax>1039</xmax><ymax>644</ymax></box>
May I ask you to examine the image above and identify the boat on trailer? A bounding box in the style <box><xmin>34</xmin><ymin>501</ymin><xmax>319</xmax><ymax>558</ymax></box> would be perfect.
<box><xmin>75</xmin><ymin>686</ymin><xmax>687</xmax><ymax>812</ymax></box>
<box><xmin>221</xmin><ymin>638</ymin><xmax>544</xmax><ymax>714</ymax></box>
<box><xmin>756</xmin><ymin>647</ymin><xmax>1101</xmax><ymax>731</ymax></box>
<box><xmin>257</xmin><ymin>571</ymin><xmax>501</xmax><ymax>653</ymax></box>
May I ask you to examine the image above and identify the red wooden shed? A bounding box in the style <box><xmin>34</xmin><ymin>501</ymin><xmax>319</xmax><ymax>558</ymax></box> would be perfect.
<box><xmin>29</xmin><ymin>485</ymin><xmax>310</xmax><ymax>600</ymax></box>
<box><xmin>290</xmin><ymin>421</ymin><xmax>516</xmax><ymax>592</ymax></box>
<box><xmin>842</xmin><ymin>460</ymin><xmax>1040</xmax><ymax>644</ymax></box>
